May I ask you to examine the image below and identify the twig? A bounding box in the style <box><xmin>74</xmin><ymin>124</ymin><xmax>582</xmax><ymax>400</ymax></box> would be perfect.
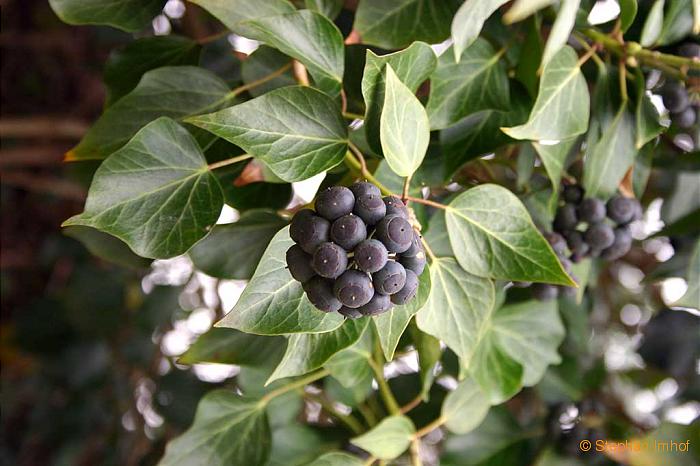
<box><xmin>259</xmin><ymin>369</ymin><xmax>329</xmax><ymax>405</ymax></box>
<box><xmin>400</xmin><ymin>393</ymin><xmax>423</xmax><ymax>414</ymax></box>
<box><xmin>369</xmin><ymin>342</ymin><xmax>400</xmax><ymax>415</ymax></box>
<box><xmin>413</xmin><ymin>416</ymin><xmax>446</xmax><ymax>438</ymax></box>
<box><xmin>619</xmin><ymin>59</ymin><xmax>629</xmax><ymax>102</ymax></box>
<box><xmin>402</xmin><ymin>175</ymin><xmax>412</xmax><ymax>203</ymax></box>
<box><xmin>410</xmin><ymin>438</ymin><xmax>423</xmax><ymax>466</ymax></box>
<box><xmin>304</xmin><ymin>393</ymin><xmax>365</xmax><ymax>434</ymax></box>
<box><xmin>403</xmin><ymin>195</ymin><xmax>447</xmax><ymax>210</ymax></box>
<box><xmin>343</xmin><ymin>111</ymin><xmax>365</xmax><ymax>120</ymax></box>
<box><xmin>347</xmin><ymin>140</ymin><xmax>368</xmax><ymax>175</ymax></box>
<box><xmin>207</xmin><ymin>154</ymin><xmax>252</xmax><ymax>170</ymax></box>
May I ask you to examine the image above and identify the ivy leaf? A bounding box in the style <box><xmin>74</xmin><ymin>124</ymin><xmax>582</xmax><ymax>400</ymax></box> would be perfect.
<box><xmin>240</xmin><ymin>46</ymin><xmax>296</xmax><ymax>98</ymax></box>
<box><xmin>532</xmin><ymin>138</ymin><xmax>577</xmax><ymax>194</ymax></box>
<box><xmin>104</xmin><ymin>36</ymin><xmax>201</xmax><ymax>105</ymax></box>
<box><xmin>423</xmin><ymin>209</ymin><xmax>454</xmax><ymax>257</ymax></box>
<box><xmin>350</xmin><ymin>415</ymin><xmax>416</xmax><ymax>460</ymax></box>
<box><xmin>674</xmin><ymin>239</ymin><xmax>700</xmax><ymax>310</ymax></box>
<box><xmin>48</xmin><ymin>0</ymin><xmax>164</xmax><ymax>32</ymax></box>
<box><xmin>445</xmin><ymin>184</ymin><xmax>575</xmax><ymax>285</ymax></box>
<box><xmin>68</xmin><ymin>66</ymin><xmax>230</xmax><ymax>161</ymax></box>
<box><xmin>415</xmin><ymin>258</ymin><xmax>495</xmax><ymax>363</ymax></box>
<box><xmin>187</xmin><ymin>86</ymin><xmax>348</xmax><ymax>182</ymax></box>
<box><xmin>189</xmin><ymin>210</ymin><xmax>287</xmax><ymax>279</ymax></box>
<box><xmin>658</xmin><ymin>0</ymin><xmax>693</xmax><ymax>46</ymax></box>
<box><xmin>64</xmin><ymin>226</ymin><xmax>152</xmax><ymax>269</ymax></box>
<box><xmin>503</xmin><ymin>0</ymin><xmax>556</xmax><ymax>24</ymax></box>
<box><xmin>373</xmin><ymin>267</ymin><xmax>431</xmax><ymax>361</ymax></box>
<box><xmin>243</xmin><ymin>11</ymin><xmax>344</xmax><ymax>97</ymax></box>
<box><xmin>305</xmin><ymin>0</ymin><xmax>344</xmax><ymax>19</ymax></box>
<box><xmin>426</xmin><ymin>39</ymin><xmax>510</xmax><ymax>130</ymax></box>
<box><xmin>641</xmin><ymin>0</ymin><xmax>665</xmax><ymax>47</ymax></box>
<box><xmin>582</xmin><ymin>106</ymin><xmax>637</xmax><ymax>200</ymax></box>
<box><xmin>307</xmin><ymin>452</ymin><xmax>365</xmax><ymax>466</ymax></box>
<box><xmin>222</xmin><ymin>182</ymin><xmax>293</xmax><ymax>212</ymax></box>
<box><xmin>63</xmin><ymin>118</ymin><xmax>223</xmax><ymax>259</ymax></box>
<box><xmin>188</xmin><ymin>0</ymin><xmax>295</xmax><ymax>36</ymax></box>
<box><xmin>541</xmin><ymin>0</ymin><xmax>580</xmax><ymax>66</ymax></box>
<box><xmin>409</xmin><ymin>322</ymin><xmax>442</xmax><ymax>400</ymax></box>
<box><xmin>158</xmin><ymin>391</ymin><xmax>270</xmax><ymax>466</ymax></box>
<box><xmin>441</xmin><ymin>377</ymin><xmax>491</xmax><ymax>434</ymax></box>
<box><xmin>380</xmin><ymin>65</ymin><xmax>430</xmax><ymax>177</ymax></box>
<box><xmin>325</xmin><ymin>330</ymin><xmax>373</xmax><ymax>388</ymax></box>
<box><xmin>178</xmin><ymin>328</ymin><xmax>285</xmax><ymax>366</ymax></box>
<box><xmin>470</xmin><ymin>334</ymin><xmax>524</xmax><ymax>404</ymax></box>
<box><xmin>267</xmin><ymin>318</ymin><xmax>369</xmax><ymax>384</ymax></box>
<box><xmin>635</xmin><ymin>73</ymin><xmax>663</xmax><ymax>149</ymax></box>
<box><xmin>216</xmin><ymin>226</ymin><xmax>345</xmax><ymax>335</ymax></box>
<box><xmin>361</xmin><ymin>42</ymin><xmax>436</xmax><ymax>154</ymax></box>
<box><xmin>619</xmin><ymin>0</ymin><xmax>638</xmax><ymax>32</ymax></box>
<box><xmin>451</xmin><ymin>0</ymin><xmax>510</xmax><ymax>61</ymax></box>
<box><xmin>354</xmin><ymin>0</ymin><xmax>461</xmax><ymax>49</ymax></box>
<box><xmin>502</xmin><ymin>46</ymin><xmax>589</xmax><ymax>141</ymax></box>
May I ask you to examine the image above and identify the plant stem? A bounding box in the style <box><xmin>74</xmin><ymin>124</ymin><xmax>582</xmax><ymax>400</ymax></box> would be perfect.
<box><xmin>305</xmin><ymin>393</ymin><xmax>365</xmax><ymax>434</ymax></box>
<box><xmin>413</xmin><ymin>416</ymin><xmax>446</xmax><ymax>438</ymax></box>
<box><xmin>618</xmin><ymin>59</ymin><xmax>629</xmax><ymax>103</ymax></box>
<box><xmin>400</xmin><ymin>393</ymin><xmax>423</xmax><ymax>414</ymax></box>
<box><xmin>343</xmin><ymin>111</ymin><xmax>365</xmax><ymax>120</ymax></box>
<box><xmin>410</xmin><ymin>438</ymin><xmax>423</xmax><ymax>466</ymax></box>
<box><xmin>402</xmin><ymin>175</ymin><xmax>412</xmax><ymax>202</ymax></box>
<box><xmin>259</xmin><ymin>369</ymin><xmax>329</xmax><ymax>405</ymax></box>
<box><xmin>403</xmin><ymin>195</ymin><xmax>447</xmax><ymax>210</ymax></box>
<box><xmin>207</xmin><ymin>153</ymin><xmax>252</xmax><ymax>170</ymax></box>
<box><xmin>369</xmin><ymin>342</ymin><xmax>401</xmax><ymax>415</ymax></box>
<box><xmin>229</xmin><ymin>63</ymin><xmax>293</xmax><ymax>99</ymax></box>
<box><xmin>357</xmin><ymin>401</ymin><xmax>379</xmax><ymax>427</ymax></box>
<box><xmin>343</xmin><ymin>149</ymin><xmax>393</xmax><ymax>196</ymax></box>
<box><xmin>363</xmin><ymin>456</ymin><xmax>377</xmax><ymax>466</ymax></box>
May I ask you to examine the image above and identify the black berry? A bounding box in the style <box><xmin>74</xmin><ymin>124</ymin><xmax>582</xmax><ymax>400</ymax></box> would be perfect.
<box><xmin>383</xmin><ymin>196</ymin><xmax>409</xmax><ymax>218</ymax></box>
<box><xmin>334</xmin><ymin>270</ymin><xmax>373</xmax><ymax>308</ymax></box>
<box><xmin>402</xmin><ymin>231</ymin><xmax>424</xmax><ymax>257</ymax></box>
<box><xmin>290</xmin><ymin>209</ymin><xmax>331</xmax><ymax>254</ymax></box>
<box><xmin>563</xmin><ymin>185</ymin><xmax>585</xmax><ymax>204</ymax></box>
<box><xmin>391</xmin><ymin>269</ymin><xmax>419</xmax><ymax>305</ymax></box>
<box><xmin>286</xmin><ymin>245</ymin><xmax>315</xmax><ymax>283</ymax></box>
<box><xmin>399</xmin><ymin>253</ymin><xmax>426</xmax><ymax>275</ymax></box>
<box><xmin>375</xmin><ymin>215</ymin><xmax>413</xmax><ymax>253</ymax></box>
<box><xmin>304</xmin><ymin>277</ymin><xmax>342</xmax><ymax>312</ymax></box>
<box><xmin>330</xmin><ymin>214</ymin><xmax>367</xmax><ymax>250</ymax></box>
<box><xmin>315</xmin><ymin>186</ymin><xmax>355</xmax><ymax>220</ymax></box>
<box><xmin>674</xmin><ymin>107</ymin><xmax>696</xmax><ymax>128</ymax></box>
<box><xmin>354</xmin><ymin>239</ymin><xmax>388</xmax><ymax>273</ymax></box>
<box><xmin>359</xmin><ymin>293</ymin><xmax>393</xmax><ymax>316</ymax></box>
<box><xmin>532</xmin><ymin>283</ymin><xmax>559</xmax><ymax>301</ymax></box>
<box><xmin>679</xmin><ymin>43</ymin><xmax>700</xmax><ymax>59</ymax></box>
<box><xmin>578</xmin><ymin>198</ymin><xmax>606</xmax><ymax>224</ymax></box>
<box><xmin>554</xmin><ymin>204</ymin><xmax>579</xmax><ymax>232</ymax></box>
<box><xmin>354</xmin><ymin>193</ymin><xmax>386</xmax><ymax>225</ymax></box>
<box><xmin>545</xmin><ymin>232</ymin><xmax>567</xmax><ymax>256</ymax></box>
<box><xmin>606</xmin><ymin>196</ymin><xmax>638</xmax><ymax>225</ymax></box>
<box><xmin>349</xmin><ymin>181</ymin><xmax>381</xmax><ymax>199</ymax></box>
<box><xmin>339</xmin><ymin>306</ymin><xmax>364</xmax><ymax>319</ymax></box>
<box><xmin>373</xmin><ymin>261</ymin><xmax>407</xmax><ymax>295</ymax></box>
<box><xmin>600</xmin><ymin>226</ymin><xmax>633</xmax><ymax>260</ymax></box>
<box><xmin>584</xmin><ymin>223</ymin><xmax>615</xmax><ymax>250</ymax></box>
<box><xmin>661</xmin><ymin>83</ymin><xmax>690</xmax><ymax>114</ymax></box>
<box><xmin>312</xmin><ymin>242</ymin><xmax>348</xmax><ymax>278</ymax></box>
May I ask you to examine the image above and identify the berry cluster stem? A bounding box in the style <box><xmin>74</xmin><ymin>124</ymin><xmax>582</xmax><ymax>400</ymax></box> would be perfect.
<box><xmin>369</xmin><ymin>341</ymin><xmax>401</xmax><ymax>415</ymax></box>
<box><xmin>259</xmin><ymin>368</ymin><xmax>329</xmax><ymax>406</ymax></box>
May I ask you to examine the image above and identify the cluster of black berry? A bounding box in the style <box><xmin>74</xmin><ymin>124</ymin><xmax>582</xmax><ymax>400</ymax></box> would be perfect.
<box><xmin>286</xmin><ymin>182</ymin><xmax>426</xmax><ymax>318</ymax></box>
<box><xmin>519</xmin><ymin>185</ymin><xmax>641</xmax><ymax>301</ymax></box>
<box><xmin>660</xmin><ymin>43</ymin><xmax>699</xmax><ymax>130</ymax></box>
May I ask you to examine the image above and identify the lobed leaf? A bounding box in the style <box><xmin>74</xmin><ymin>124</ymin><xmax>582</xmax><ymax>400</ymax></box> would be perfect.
<box><xmin>350</xmin><ymin>415</ymin><xmax>416</xmax><ymax>460</ymax></box>
<box><xmin>451</xmin><ymin>0</ymin><xmax>510</xmax><ymax>61</ymax></box>
<box><xmin>188</xmin><ymin>0</ymin><xmax>295</xmax><ymax>36</ymax></box>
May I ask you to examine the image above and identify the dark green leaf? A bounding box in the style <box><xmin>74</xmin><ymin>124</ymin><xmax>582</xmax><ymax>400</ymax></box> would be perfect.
<box><xmin>49</xmin><ymin>0</ymin><xmax>165</xmax><ymax>32</ymax></box>
<box><xmin>69</xmin><ymin>66</ymin><xmax>229</xmax><ymax>161</ymax></box>
<box><xmin>445</xmin><ymin>184</ymin><xmax>575</xmax><ymax>285</ymax></box>
<box><xmin>503</xmin><ymin>0</ymin><xmax>556</xmax><ymax>23</ymax></box>
<box><xmin>189</xmin><ymin>0</ymin><xmax>295</xmax><ymax>36</ymax></box>
<box><xmin>354</xmin><ymin>0</ymin><xmax>461</xmax><ymax>49</ymax></box>
<box><xmin>619</xmin><ymin>0</ymin><xmax>638</xmax><ymax>32</ymax></box>
<box><xmin>63</xmin><ymin>118</ymin><xmax>223</xmax><ymax>259</ymax></box>
<box><xmin>266</xmin><ymin>424</ymin><xmax>329</xmax><ymax>466</ymax></box>
<box><xmin>423</xmin><ymin>209</ymin><xmax>454</xmax><ymax>257</ymax></box>
<box><xmin>104</xmin><ymin>36</ymin><xmax>201</xmax><ymax>105</ymax></box>
<box><xmin>532</xmin><ymin>138</ymin><xmax>577</xmax><ymax>193</ymax></box>
<box><xmin>470</xmin><ymin>330</ymin><xmax>524</xmax><ymax>404</ymax></box>
<box><xmin>222</xmin><ymin>181</ymin><xmax>293</xmax><ymax>211</ymax></box>
<box><xmin>64</xmin><ymin>225</ymin><xmax>152</xmax><ymax>268</ymax></box>
<box><xmin>514</xmin><ymin>16</ymin><xmax>544</xmax><ymax>98</ymax></box>
<box><xmin>240</xmin><ymin>46</ymin><xmax>296</xmax><ymax>98</ymax></box>
<box><xmin>216</xmin><ymin>226</ymin><xmax>345</xmax><ymax>335</ymax></box>
<box><xmin>307</xmin><ymin>452</ymin><xmax>365</xmax><ymax>466</ymax></box>
<box><xmin>325</xmin><ymin>330</ymin><xmax>373</xmax><ymax>388</ymax></box>
<box><xmin>350</xmin><ymin>415</ymin><xmax>415</xmax><ymax>460</ymax></box>
<box><xmin>410</xmin><ymin>322</ymin><xmax>442</xmax><ymax>399</ymax></box>
<box><xmin>426</xmin><ymin>39</ymin><xmax>510</xmax><ymax>130</ymax></box>
<box><xmin>674</xmin><ymin>239</ymin><xmax>699</xmax><ymax>310</ymax></box>
<box><xmin>635</xmin><ymin>74</ymin><xmax>663</xmax><ymax>149</ymax></box>
<box><xmin>244</xmin><ymin>11</ymin><xmax>344</xmax><ymax>97</ymax></box>
<box><xmin>641</xmin><ymin>0</ymin><xmax>665</xmax><ymax>46</ymax></box>
<box><xmin>178</xmin><ymin>328</ymin><xmax>285</xmax><ymax>366</ymax></box>
<box><xmin>441</xmin><ymin>377</ymin><xmax>490</xmax><ymax>434</ymax></box>
<box><xmin>658</xmin><ymin>0</ymin><xmax>693</xmax><ymax>45</ymax></box>
<box><xmin>187</xmin><ymin>86</ymin><xmax>348</xmax><ymax>182</ymax></box>
<box><xmin>451</xmin><ymin>0</ymin><xmax>510</xmax><ymax>61</ymax></box>
<box><xmin>189</xmin><ymin>210</ymin><xmax>287</xmax><ymax>279</ymax></box>
<box><xmin>267</xmin><ymin>318</ymin><xmax>369</xmax><ymax>383</ymax></box>
<box><xmin>541</xmin><ymin>0</ymin><xmax>580</xmax><ymax>65</ymax></box>
<box><xmin>305</xmin><ymin>0</ymin><xmax>344</xmax><ymax>19</ymax></box>
<box><xmin>159</xmin><ymin>391</ymin><xmax>270</xmax><ymax>466</ymax></box>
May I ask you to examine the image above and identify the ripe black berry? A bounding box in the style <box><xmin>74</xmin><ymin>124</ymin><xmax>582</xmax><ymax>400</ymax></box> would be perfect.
<box><xmin>312</xmin><ymin>242</ymin><xmax>348</xmax><ymax>278</ymax></box>
<box><xmin>606</xmin><ymin>196</ymin><xmax>638</xmax><ymax>225</ymax></box>
<box><xmin>315</xmin><ymin>186</ymin><xmax>355</xmax><ymax>220</ymax></box>
<box><xmin>532</xmin><ymin>283</ymin><xmax>559</xmax><ymax>301</ymax></box>
<box><xmin>674</xmin><ymin>107</ymin><xmax>696</xmax><ymax>128</ymax></box>
<box><xmin>375</xmin><ymin>215</ymin><xmax>413</xmax><ymax>253</ymax></box>
<box><xmin>290</xmin><ymin>209</ymin><xmax>331</xmax><ymax>254</ymax></box>
<box><xmin>349</xmin><ymin>181</ymin><xmax>381</xmax><ymax>199</ymax></box>
<box><xmin>354</xmin><ymin>193</ymin><xmax>386</xmax><ymax>225</ymax></box>
<box><xmin>339</xmin><ymin>306</ymin><xmax>364</xmax><ymax>319</ymax></box>
<box><xmin>600</xmin><ymin>226</ymin><xmax>633</xmax><ymax>260</ymax></box>
<box><xmin>545</xmin><ymin>232</ymin><xmax>567</xmax><ymax>256</ymax></box>
<box><xmin>330</xmin><ymin>214</ymin><xmax>367</xmax><ymax>250</ymax></box>
<box><xmin>563</xmin><ymin>230</ymin><xmax>590</xmax><ymax>261</ymax></box>
<box><xmin>563</xmin><ymin>185</ymin><xmax>585</xmax><ymax>204</ymax></box>
<box><xmin>679</xmin><ymin>43</ymin><xmax>700</xmax><ymax>59</ymax></box>
<box><xmin>391</xmin><ymin>269</ymin><xmax>419</xmax><ymax>305</ymax></box>
<box><xmin>660</xmin><ymin>83</ymin><xmax>690</xmax><ymax>114</ymax></box>
<box><xmin>286</xmin><ymin>245</ymin><xmax>315</xmax><ymax>283</ymax></box>
<box><xmin>554</xmin><ymin>204</ymin><xmax>579</xmax><ymax>232</ymax></box>
<box><xmin>304</xmin><ymin>277</ymin><xmax>342</xmax><ymax>312</ymax></box>
<box><xmin>354</xmin><ymin>239</ymin><xmax>388</xmax><ymax>273</ymax></box>
<box><xmin>373</xmin><ymin>261</ymin><xmax>407</xmax><ymax>295</ymax></box>
<box><xmin>359</xmin><ymin>293</ymin><xmax>392</xmax><ymax>316</ymax></box>
<box><xmin>383</xmin><ymin>196</ymin><xmax>409</xmax><ymax>218</ymax></box>
<box><xmin>584</xmin><ymin>223</ymin><xmax>615</xmax><ymax>250</ymax></box>
<box><xmin>399</xmin><ymin>253</ymin><xmax>426</xmax><ymax>275</ymax></box>
<box><xmin>578</xmin><ymin>198</ymin><xmax>606</xmax><ymax>224</ymax></box>
<box><xmin>402</xmin><ymin>231</ymin><xmax>424</xmax><ymax>257</ymax></box>
<box><xmin>334</xmin><ymin>270</ymin><xmax>373</xmax><ymax>308</ymax></box>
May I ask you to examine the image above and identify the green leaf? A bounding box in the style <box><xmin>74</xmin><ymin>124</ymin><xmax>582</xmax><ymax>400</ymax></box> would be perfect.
<box><xmin>216</xmin><ymin>226</ymin><xmax>345</xmax><ymax>335</ymax></box>
<box><xmin>380</xmin><ymin>65</ymin><xmax>430</xmax><ymax>177</ymax></box>
<box><xmin>451</xmin><ymin>0</ymin><xmax>509</xmax><ymax>61</ymax></box>
<box><xmin>354</xmin><ymin>0</ymin><xmax>461</xmax><ymax>49</ymax></box>
<box><xmin>635</xmin><ymin>73</ymin><xmax>663</xmax><ymax>149</ymax></box>
<box><xmin>187</xmin><ymin>86</ymin><xmax>348</xmax><ymax>182</ymax></box>
<box><xmin>178</xmin><ymin>328</ymin><xmax>285</xmax><ymax>365</ymax></box>
<box><xmin>240</xmin><ymin>46</ymin><xmax>296</xmax><ymax>98</ymax></box>
<box><xmin>49</xmin><ymin>0</ymin><xmax>165</xmax><ymax>32</ymax></box>
<box><xmin>641</xmin><ymin>0</ymin><xmax>665</xmax><ymax>46</ymax></box>
<box><xmin>658</xmin><ymin>0</ymin><xmax>694</xmax><ymax>46</ymax></box>
<box><xmin>469</xmin><ymin>333</ymin><xmax>523</xmax><ymax>404</ymax></box>
<box><xmin>582</xmin><ymin>106</ymin><xmax>637</xmax><ymax>200</ymax></box>
<box><xmin>440</xmin><ymin>89</ymin><xmax>530</xmax><ymax>176</ymax></box>
<box><xmin>189</xmin><ymin>210</ymin><xmax>287</xmax><ymax>279</ymax></box>
<box><xmin>502</xmin><ymin>46</ymin><xmax>589</xmax><ymax>141</ymax></box>
<box><xmin>441</xmin><ymin>377</ymin><xmax>490</xmax><ymax>434</ymax></box>
<box><xmin>541</xmin><ymin>0</ymin><xmax>580</xmax><ymax>66</ymax></box>
<box><xmin>266</xmin><ymin>424</ymin><xmax>329</xmax><ymax>466</ymax></box>
<box><xmin>158</xmin><ymin>391</ymin><xmax>270</xmax><ymax>466</ymax></box>
<box><xmin>426</xmin><ymin>39</ymin><xmax>510</xmax><ymax>130</ymax></box>
<box><xmin>373</xmin><ymin>267</ymin><xmax>432</xmax><ymax>360</ymax></box>
<box><xmin>409</xmin><ymin>322</ymin><xmax>442</xmax><ymax>399</ymax></box>
<box><xmin>619</xmin><ymin>0</ymin><xmax>638</xmax><ymax>32</ymax></box>
<box><xmin>325</xmin><ymin>330</ymin><xmax>373</xmax><ymax>388</ymax></box>
<box><xmin>350</xmin><ymin>415</ymin><xmax>415</xmax><ymax>460</ymax></box>
<box><xmin>222</xmin><ymin>182</ymin><xmax>293</xmax><ymax>211</ymax></box>
<box><xmin>305</xmin><ymin>0</ymin><xmax>344</xmax><ymax>19</ymax></box>
<box><xmin>532</xmin><ymin>138</ymin><xmax>577</xmax><ymax>193</ymax></box>
<box><xmin>445</xmin><ymin>184</ymin><xmax>575</xmax><ymax>285</ymax></box>
<box><xmin>267</xmin><ymin>318</ymin><xmax>369</xmax><ymax>383</ymax></box>
<box><xmin>423</xmin><ymin>209</ymin><xmax>454</xmax><ymax>257</ymax></box>
<box><xmin>361</xmin><ymin>42</ymin><xmax>436</xmax><ymax>154</ymax></box>
<box><xmin>674</xmin><ymin>239</ymin><xmax>700</xmax><ymax>310</ymax></box>
<box><xmin>515</xmin><ymin>17</ymin><xmax>545</xmax><ymax>98</ymax></box>
<box><xmin>188</xmin><ymin>0</ymin><xmax>295</xmax><ymax>36</ymax></box>
<box><xmin>68</xmin><ymin>66</ymin><xmax>230</xmax><ymax>161</ymax></box>
<box><xmin>243</xmin><ymin>11</ymin><xmax>344</xmax><ymax>97</ymax></box>
<box><xmin>104</xmin><ymin>36</ymin><xmax>201</xmax><ymax>105</ymax></box>
<box><xmin>504</xmin><ymin>0</ymin><xmax>556</xmax><ymax>23</ymax></box>
<box><xmin>307</xmin><ymin>452</ymin><xmax>365</xmax><ymax>466</ymax></box>
<box><xmin>63</xmin><ymin>118</ymin><xmax>223</xmax><ymax>259</ymax></box>
<box><xmin>415</xmin><ymin>258</ymin><xmax>495</xmax><ymax>362</ymax></box>
<box><xmin>64</xmin><ymin>225</ymin><xmax>152</xmax><ymax>269</ymax></box>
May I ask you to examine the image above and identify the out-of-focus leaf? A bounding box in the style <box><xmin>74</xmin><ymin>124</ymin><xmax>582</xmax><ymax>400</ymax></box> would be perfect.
<box><xmin>641</xmin><ymin>0</ymin><xmax>665</xmax><ymax>46</ymax></box>
<box><xmin>64</xmin><ymin>225</ymin><xmax>152</xmax><ymax>268</ymax></box>
<box><xmin>674</xmin><ymin>239</ymin><xmax>700</xmax><ymax>310</ymax></box>
<box><xmin>49</xmin><ymin>0</ymin><xmax>165</xmax><ymax>31</ymax></box>
<box><xmin>350</xmin><ymin>415</ymin><xmax>415</xmax><ymax>460</ymax></box>
<box><xmin>179</xmin><ymin>328</ymin><xmax>285</xmax><ymax>366</ymax></box>
<box><xmin>541</xmin><ymin>0</ymin><xmax>580</xmax><ymax>66</ymax></box>
<box><xmin>189</xmin><ymin>0</ymin><xmax>295</xmax><ymax>36</ymax></box>
<box><xmin>451</xmin><ymin>0</ymin><xmax>510</xmax><ymax>61</ymax></box>
<box><xmin>305</xmin><ymin>0</ymin><xmax>343</xmax><ymax>19</ymax></box>
<box><xmin>441</xmin><ymin>377</ymin><xmax>490</xmax><ymax>434</ymax></box>
<box><xmin>240</xmin><ymin>46</ymin><xmax>296</xmax><ymax>98</ymax></box>
<box><xmin>620</xmin><ymin>0</ymin><xmax>638</xmax><ymax>32</ymax></box>
<box><xmin>658</xmin><ymin>0</ymin><xmax>694</xmax><ymax>45</ymax></box>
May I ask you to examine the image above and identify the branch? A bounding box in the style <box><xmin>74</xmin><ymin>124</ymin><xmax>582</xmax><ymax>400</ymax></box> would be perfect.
<box><xmin>259</xmin><ymin>369</ymin><xmax>329</xmax><ymax>406</ymax></box>
<box><xmin>369</xmin><ymin>342</ymin><xmax>400</xmax><ymax>415</ymax></box>
<box><xmin>403</xmin><ymin>195</ymin><xmax>447</xmax><ymax>210</ymax></box>
<box><xmin>304</xmin><ymin>393</ymin><xmax>365</xmax><ymax>435</ymax></box>
<box><xmin>207</xmin><ymin>153</ymin><xmax>252</xmax><ymax>170</ymax></box>
<box><xmin>412</xmin><ymin>416</ymin><xmax>446</xmax><ymax>438</ymax></box>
